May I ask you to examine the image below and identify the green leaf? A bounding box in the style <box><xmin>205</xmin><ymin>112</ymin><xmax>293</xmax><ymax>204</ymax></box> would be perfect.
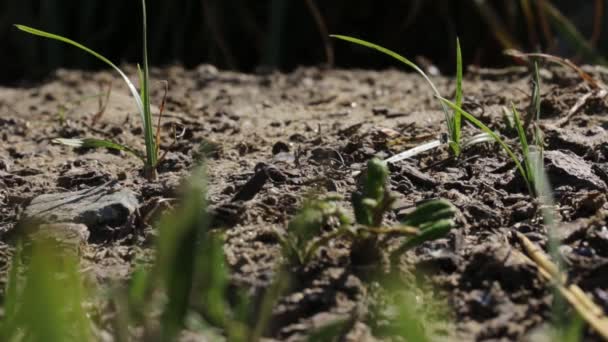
<box><xmin>398</xmin><ymin>220</ymin><xmax>454</xmax><ymax>253</ymax></box>
<box><xmin>461</xmin><ymin>132</ymin><xmax>494</xmax><ymax>149</ymax></box>
<box><xmin>53</xmin><ymin>138</ymin><xmax>146</xmax><ymax>162</ymax></box>
<box><xmin>14</xmin><ymin>24</ymin><xmax>145</xmax><ymax>123</ymax></box>
<box><xmin>156</xmin><ymin>167</ymin><xmax>209</xmax><ymax>341</ymax></box>
<box><xmin>330</xmin><ymin>35</ymin><xmax>453</xmax><ymax>141</ymax></box>
<box><xmin>437</xmin><ymin>96</ymin><xmax>531</xmax><ymax>194</ymax></box>
<box><xmin>453</xmin><ymin>37</ymin><xmax>463</xmax><ymax>154</ymax></box>
<box><xmin>8</xmin><ymin>240</ymin><xmax>93</xmax><ymax>341</ymax></box>
<box><xmin>0</xmin><ymin>244</ymin><xmax>21</xmax><ymax>339</ymax></box>
<box><xmin>354</xmin><ymin>158</ymin><xmax>390</xmax><ymax>226</ymax></box>
<box><xmin>128</xmin><ymin>265</ymin><xmax>149</xmax><ymax>321</ymax></box>
<box><xmin>512</xmin><ymin>103</ymin><xmax>533</xmax><ymax>190</ymax></box>
<box><xmin>541</xmin><ymin>1</ymin><xmax>608</xmax><ymax>66</ymax></box>
<box><xmin>16</xmin><ymin>0</ymin><xmax>157</xmax><ymax>175</ymax></box>
<box><xmin>401</xmin><ymin>199</ymin><xmax>456</xmax><ymax>228</ymax></box>
<box><xmin>140</xmin><ymin>0</ymin><xmax>157</xmax><ymax>168</ymax></box>
<box><xmin>198</xmin><ymin>232</ymin><xmax>228</xmax><ymax>327</ymax></box>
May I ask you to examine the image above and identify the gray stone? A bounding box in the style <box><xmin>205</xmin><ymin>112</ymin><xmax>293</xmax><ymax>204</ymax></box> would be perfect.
<box><xmin>544</xmin><ymin>150</ymin><xmax>606</xmax><ymax>190</ymax></box>
<box><xmin>22</xmin><ymin>186</ymin><xmax>139</xmax><ymax>231</ymax></box>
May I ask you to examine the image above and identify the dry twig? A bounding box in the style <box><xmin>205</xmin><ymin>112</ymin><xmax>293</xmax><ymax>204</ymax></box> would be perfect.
<box><xmin>515</xmin><ymin>232</ymin><xmax>608</xmax><ymax>340</ymax></box>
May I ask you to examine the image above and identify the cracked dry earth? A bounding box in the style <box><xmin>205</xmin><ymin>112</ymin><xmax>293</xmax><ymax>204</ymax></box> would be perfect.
<box><xmin>2</xmin><ymin>64</ymin><xmax>608</xmax><ymax>340</ymax></box>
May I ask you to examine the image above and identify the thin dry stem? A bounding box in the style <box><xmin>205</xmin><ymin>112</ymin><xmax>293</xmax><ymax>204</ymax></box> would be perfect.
<box><xmin>515</xmin><ymin>232</ymin><xmax>608</xmax><ymax>340</ymax></box>
<box><xmin>556</xmin><ymin>88</ymin><xmax>608</xmax><ymax>127</ymax></box>
<box><xmin>504</xmin><ymin>49</ymin><xmax>603</xmax><ymax>89</ymax></box>
<box><xmin>91</xmin><ymin>81</ymin><xmax>112</xmax><ymax>125</ymax></box>
<box><xmin>536</xmin><ymin>0</ymin><xmax>556</xmax><ymax>51</ymax></box>
<box><xmin>154</xmin><ymin>80</ymin><xmax>169</xmax><ymax>156</ymax></box>
<box><xmin>303</xmin><ymin>0</ymin><xmax>334</xmax><ymax>67</ymax></box>
<box><xmin>591</xmin><ymin>0</ymin><xmax>604</xmax><ymax>47</ymax></box>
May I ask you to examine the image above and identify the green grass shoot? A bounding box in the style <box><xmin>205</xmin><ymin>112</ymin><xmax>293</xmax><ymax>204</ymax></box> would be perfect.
<box><xmin>512</xmin><ymin>103</ymin><xmax>535</xmax><ymax>194</ymax></box>
<box><xmin>452</xmin><ymin>37</ymin><xmax>463</xmax><ymax>155</ymax></box>
<box><xmin>438</xmin><ymin>97</ymin><xmax>533</xmax><ymax>195</ymax></box>
<box><xmin>15</xmin><ymin>0</ymin><xmax>160</xmax><ymax>180</ymax></box>
<box><xmin>331</xmin><ymin>35</ymin><xmax>463</xmax><ymax>156</ymax></box>
<box><xmin>283</xmin><ymin>159</ymin><xmax>458</xmax><ymax>266</ymax></box>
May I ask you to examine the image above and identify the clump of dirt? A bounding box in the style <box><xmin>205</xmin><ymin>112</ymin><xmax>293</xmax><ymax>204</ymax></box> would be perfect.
<box><xmin>2</xmin><ymin>63</ymin><xmax>608</xmax><ymax>340</ymax></box>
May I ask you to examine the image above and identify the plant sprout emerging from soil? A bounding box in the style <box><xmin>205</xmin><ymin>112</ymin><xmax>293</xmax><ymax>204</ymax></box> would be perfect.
<box><xmin>15</xmin><ymin>0</ymin><xmax>161</xmax><ymax>180</ymax></box>
<box><xmin>439</xmin><ymin>98</ymin><xmax>534</xmax><ymax>195</ymax></box>
<box><xmin>331</xmin><ymin>35</ymin><xmax>481</xmax><ymax>160</ymax></box>
<box><xmin>445</xmin><ymin>62</ymin><xmax>546</xmax><ymax>196</ymax></box>
<box><xmin>281</xmin><ymin>158</ymin><xmax>458</xmax><ymax>266</ymax></box>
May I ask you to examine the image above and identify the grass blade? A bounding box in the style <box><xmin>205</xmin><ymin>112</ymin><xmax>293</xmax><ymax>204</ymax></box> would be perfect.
<box><xmin>461</xmin><ymin>132</ymin><xmax>494</xmax><ymax>148</ymax></box>
<box><xmin>471</xmin><ymin>0</ymin><xmax>520</xmax><ymax>49</ymax></box>
<box><xmin>8</xmin><ymin>240</ymin><xmax>93</xmax><ymax>341</ymax></box>
<box><xmin>140</xmin><ymin>0</ymin><xmax>157</xmax><ymax>171</ymax></box>
<box><xmin>384</xmin><ymin>139</ymin><xmax>442</xmax><ymax>164</ymax></box>
<box><xmin>53</xmin><ymin>138</ymin><xmax>146</xmax><ymax>162</ymax></box>
<box><xmin>0</xmin><ymin>245</ymin><xmax>21</xmax><ymax>340</ymax></box>
<box><xmin>520</xmin><ymin>0</ymin><xmax>539</xmax><ymax>47</ymax></box>
<box><xmin>156</xmin><ymin>167</ymin><xmax>208</xmax><ymax>340</ymax></box>
<box><xmin>438</xmin><ymin>97</ymin><xmax>532</xmax><ymax>194</ymax></box>
<box><xmin>453</xmin><ymin>37</ymin><xmax>463</xmax><ymax>152</ymax></box>
<box><xmin>512</xmin><ymin>104</ymin><xmax>529</xmax><ymax>162</ymax></box>
<box><xmin>330</xmin><ymin>34</ymin><xmax>453</xmax><ymax>139</ymax></box>
<box><xmin>504</xmin><ymin>50</ymin><xmax>602</xmax><ymax>90</ymax></box>
<box><xmin>14</xmin><ymin>24</ymin><xmax>144</xmax><ymax>119</ymax></box>
<box><xmin>512</xmin><ymin>103</ymin><xmax>533</xmax><ymax>190</ymax></box>
<box><xmin>540</xmin><ymin>1</ymin><xmax>608</xmax><ymax>65</ymax></box>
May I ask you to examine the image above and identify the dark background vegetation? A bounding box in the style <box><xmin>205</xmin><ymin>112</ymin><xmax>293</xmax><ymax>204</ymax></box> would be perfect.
<box><xmin>1</xmin><ymin>0</ymin><xmax>606</xmax><ymax>83</ymax></box>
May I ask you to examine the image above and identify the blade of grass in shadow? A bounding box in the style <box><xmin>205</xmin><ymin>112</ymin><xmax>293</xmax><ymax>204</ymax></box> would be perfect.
<box><xmin>471</xmin><ymin>0</ymin><xmax>521</xmax><ymax>50</ymax></box>
<box><xmin>536</xmin><ymin>0</ymin><xmax>556</xmax><ymax>50</ymax></box>
<box><xmin>512</xmin><ymin>103</ymin><xmax>533</xmax><ymax>189</ymax></box>
<box><xmin>304</xmin><ymin>0</ymin><xmax>334</xmax><ymax>67</ymax></box>
<box><xmin>540</xmin><ymin>0</ymin><xmax>608</xmax><ymax>65</ymax></box>
<box><xmin>520</xmin><ymin>0</ymin><xmax>539</xmax><ymax>47</ymax></box>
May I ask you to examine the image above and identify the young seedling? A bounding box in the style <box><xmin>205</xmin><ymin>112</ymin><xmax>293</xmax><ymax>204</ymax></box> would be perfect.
<box><xmin>506</xmin><ymin>49</ymin><xmax>608</xmax><ymax>128</ymax></box>
<box><xmin>438</xmin><ymin>97</ymin><xmax>534</xmax><ymax>195</ymax></box>
<box><xmin>15</xmin><ymin>0</ymin><xmax>161</xmax><ymax>180</ymax></box>
<box><xmin>281</xmin><ymin>158</ymin><xmax>458</xmax><ymax>267</ymax></box>
<box><xmin>281</xmin><ymin>195</ymin><xmax>351</xmax><ymax>266</ymax></box>
<box><xmin>502</xmin><ymin>63</ymin><xmax>546</xmax><ymax>195</ymax></box>
<box><xmin>331</xmin><ymin>35</ymin><xmax>489</xmax><ymax>162</ymax></box>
